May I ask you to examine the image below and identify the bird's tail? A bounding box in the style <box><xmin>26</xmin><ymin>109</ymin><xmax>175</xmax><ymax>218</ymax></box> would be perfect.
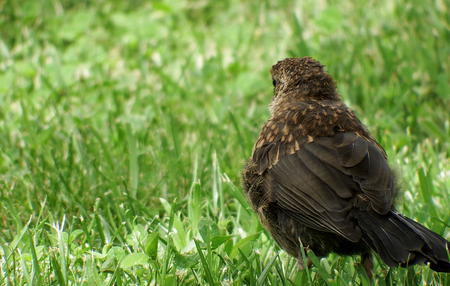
<box><xmin>355</xmin><ymin>210</ymin><xmax>450</xmax><ymax>272</ymax></box>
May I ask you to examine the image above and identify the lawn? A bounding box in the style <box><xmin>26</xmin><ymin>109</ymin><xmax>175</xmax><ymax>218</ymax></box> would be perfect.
<box><xmin>0</xmin><ymin>0</ymin><xmax>449</xmax><ymax>285</ymax></box>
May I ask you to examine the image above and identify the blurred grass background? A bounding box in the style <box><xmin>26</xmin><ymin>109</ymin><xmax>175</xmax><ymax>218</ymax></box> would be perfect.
<box><xmin>0</xmin><ymin>0</ymin><xmax>449</xmax><ymax>285</ymax></box>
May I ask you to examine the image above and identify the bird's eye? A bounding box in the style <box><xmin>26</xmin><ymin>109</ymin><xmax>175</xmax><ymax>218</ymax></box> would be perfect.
<box><xmin>272</xmin><ymin>79</ymin><xmax>277</xmax><ymax>87</ymax></box>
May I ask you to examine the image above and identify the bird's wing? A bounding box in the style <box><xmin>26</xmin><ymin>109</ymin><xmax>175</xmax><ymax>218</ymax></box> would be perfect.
<box><xmin>266</xmin><ymin>132</ymin><xmax>395</xmax><ymax>242</ymax></box>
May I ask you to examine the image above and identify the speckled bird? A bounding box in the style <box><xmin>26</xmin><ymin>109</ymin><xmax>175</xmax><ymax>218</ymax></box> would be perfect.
<box><xmin>242</xmin><ymin>57</ymin><xmax>450</xmax><ymax>277</ymax></box>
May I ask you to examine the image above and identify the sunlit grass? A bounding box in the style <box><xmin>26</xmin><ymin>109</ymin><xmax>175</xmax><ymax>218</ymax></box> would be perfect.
<box><xmin>0</xmin><ymin>0</ymin><xmax>449</xmax><ymax>285</ymax></box>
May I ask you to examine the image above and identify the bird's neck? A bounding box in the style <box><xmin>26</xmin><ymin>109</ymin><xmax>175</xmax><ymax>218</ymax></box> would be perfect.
<box><xmin>269</xmin><ymin>96</ymin><xmax>292</xmax><ymax>115</ymax></box>
<box><xmin>269</xmin><ymin>90</ymin><xmax>339</xmax><ymax>116</ymax></box>
<box><xmin>269</xmin><ymin>93</ymin><xmax>316</xmax><ymax>116</ymax></box>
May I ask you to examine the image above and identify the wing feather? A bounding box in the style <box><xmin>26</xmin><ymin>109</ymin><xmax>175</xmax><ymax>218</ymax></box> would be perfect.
<box><xmin>266</xmin><ymin>132</ymin><xmax>395</xmax><ymax>242</ymax></box>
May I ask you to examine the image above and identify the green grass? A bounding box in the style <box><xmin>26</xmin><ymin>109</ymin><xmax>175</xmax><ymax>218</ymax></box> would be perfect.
<box><xmin>0</xmin><ymin>0</ymin><xmax>449</xmax><ymax>285</ymax></box>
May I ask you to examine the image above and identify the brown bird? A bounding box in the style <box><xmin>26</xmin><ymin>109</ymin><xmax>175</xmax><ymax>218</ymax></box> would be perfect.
<box><xmin>242</xmin><ymin>57</ymin><xmax>450</xmax><ymax>277</ymax></box>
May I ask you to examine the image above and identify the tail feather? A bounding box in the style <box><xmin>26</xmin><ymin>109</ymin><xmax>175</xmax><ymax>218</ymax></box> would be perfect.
<box><xmin>356</xmin><ymin>210</ymin><xmax>450</xmax><ymax>272</ymax></box>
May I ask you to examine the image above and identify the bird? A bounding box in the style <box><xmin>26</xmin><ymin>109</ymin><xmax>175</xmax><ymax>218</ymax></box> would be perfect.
<box><xmin>242</xmin><ymin>57</ymin><xmax>450</xmax><ymax>277</ymax></box>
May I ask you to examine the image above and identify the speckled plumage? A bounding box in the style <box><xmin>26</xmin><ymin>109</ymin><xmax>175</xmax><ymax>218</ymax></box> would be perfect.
<box><xmin>242</xmin><ymin>57</ymin><xmax>450</xmax><ymax>276</ymax></box>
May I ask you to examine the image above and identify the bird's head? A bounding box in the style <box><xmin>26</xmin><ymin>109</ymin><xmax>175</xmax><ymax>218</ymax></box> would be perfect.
<box><xmin>270</xmin><ymin>57</ymin><xmax>338</xmax><ymax>102</ymax></box>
